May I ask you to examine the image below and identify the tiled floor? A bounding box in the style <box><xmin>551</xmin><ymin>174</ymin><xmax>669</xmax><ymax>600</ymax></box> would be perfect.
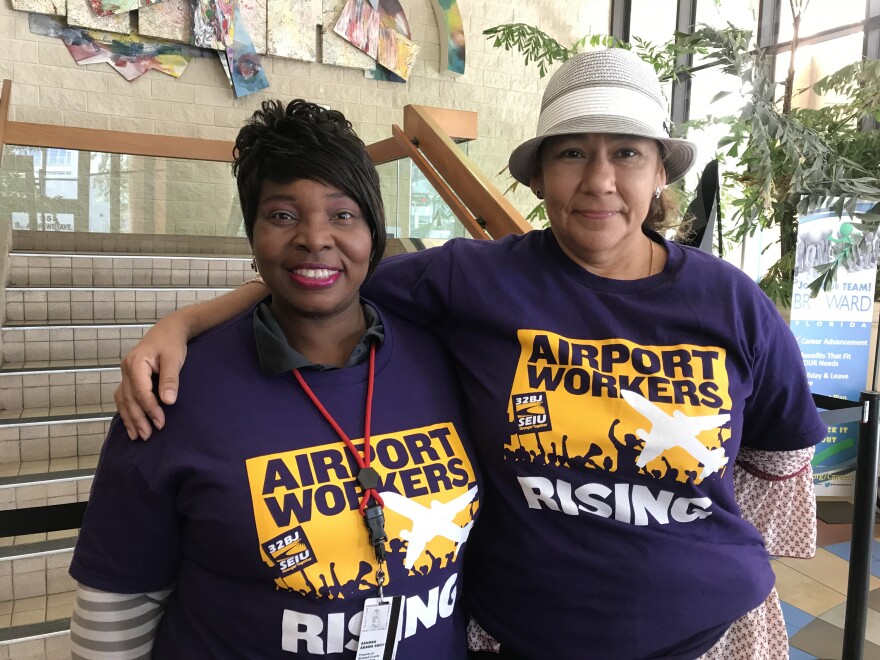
<box><xmin>777</xmin><ymin>507</ymin><xmax>880</xmax><ymax>659</ymax></box>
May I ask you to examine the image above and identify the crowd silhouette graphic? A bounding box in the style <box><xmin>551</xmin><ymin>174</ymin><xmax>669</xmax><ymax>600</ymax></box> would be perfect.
<box><xmin>504</xmin><ymin>418</ymin><xmax>727</xmax><ymax>485</ymax></box>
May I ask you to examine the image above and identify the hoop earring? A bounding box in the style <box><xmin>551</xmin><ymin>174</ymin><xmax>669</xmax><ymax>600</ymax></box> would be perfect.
<box><xmin>251</xmin><ymin>256</ymin><xmax>258</xmax><ymax>272</ymax></box>
<box><xmin>536</xmin><ymin>188</ymin><xmax>544</xmax><ymax>200</ymax></box>
<box><xmin>653</xmin><ymin>186</ymin><xmax>662</xmax><ymax>200</ymax></box>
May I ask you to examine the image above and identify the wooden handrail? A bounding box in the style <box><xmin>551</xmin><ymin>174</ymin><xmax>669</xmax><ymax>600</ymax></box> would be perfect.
<box><xmin>402</xmin><ymin>105</ymin><xmax>530</xmax><ymax>238</ymax></box>
<box><xmin>5</xmin><ymin>121</ymin><xmax>234</xmax><ymax>161</ymax></box>
<box><xmin>0</xmin><ymin>79</ymin><xmax>11</xmax><ymax>166</ymax></box>
<box><xmin>391</xmin><ymin>124</ymin><xmax>487</xmax><ymax>240</ymax></box>
<box><xmin>367</xmin><ymin>137</ymin><xmax>404</xmax><ymax>165</ymax></box>
<box><xmin>369</xmin><ymin>107</ymin><xmax>477</xmax><ymax>165</ymax></box>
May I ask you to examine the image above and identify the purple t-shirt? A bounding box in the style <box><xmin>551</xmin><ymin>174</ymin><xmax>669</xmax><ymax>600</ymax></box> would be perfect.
<box><xmin>365</xmin><ymin>229</ymin><xmax>826</xmax><ymax>659</ymax></box>
<box><xmin>70</xmin><ymin>304</ymin><xmax>481</xmax><ymax>658</ymax></box>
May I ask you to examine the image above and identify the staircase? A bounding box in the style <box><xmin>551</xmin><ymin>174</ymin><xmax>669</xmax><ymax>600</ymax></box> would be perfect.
<box><xmin>0</xmin><ymin>235</ymin><xmax>251</xmax><ymax>657</ymax></box>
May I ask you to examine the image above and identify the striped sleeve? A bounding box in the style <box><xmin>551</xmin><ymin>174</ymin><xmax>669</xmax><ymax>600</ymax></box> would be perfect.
<box><xmin>69</xmin><ymin>582</ymin><xmax>174</xmax><ymax>660</ymax></box>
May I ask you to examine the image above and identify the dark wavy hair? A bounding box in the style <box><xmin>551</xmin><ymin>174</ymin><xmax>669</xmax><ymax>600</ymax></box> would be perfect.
<box><xmin>644</xmin><ymin>188</ymin><xmax>682</xmax><ymax>232</ymax></box>
<box><xmin>233</xmin><ymin>99</ymin><xmax>386</xmax><ymax>280</ymax></box>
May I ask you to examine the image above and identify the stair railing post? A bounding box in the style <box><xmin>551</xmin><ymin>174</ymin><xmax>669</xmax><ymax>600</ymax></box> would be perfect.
<box><xmin>842</xmin><ymin>390</ymin><xmax>880</xmax><ymax>660</ymax></box>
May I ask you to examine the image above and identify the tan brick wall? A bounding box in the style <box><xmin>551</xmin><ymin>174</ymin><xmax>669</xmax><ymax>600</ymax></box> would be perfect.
<box><xmin>0</xmin><ymin>0</ymin><xmax>611</xmax><ymax>234</ymax></box>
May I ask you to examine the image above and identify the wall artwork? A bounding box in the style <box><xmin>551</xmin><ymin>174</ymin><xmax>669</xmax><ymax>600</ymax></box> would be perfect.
<box><xmin>225</xmin><ymin>3</ymin><xmax>269</xmax><ymax>96</ymax></box>
<box><xmin>11</xmin><ymin>0</ymin><xmax>65</xmax><ymax>16</ymax></box>
<box><xmin>94</xmin><ymin>0</ymin><xmax>163</xmax><ymax>16</ymax></box>
<box><xmin>238</xmin><ymin>0</ymin><xmax>266</xmax><ymax>55</ymax></box>
<box><xmin>138</xmin><ymin>0</ymin><xmax>193</xmax><ymax>43</ymax></box>
<box><xmin>333</xmin><ymin>0</ymin><xmax>378</xmax><ymax>59</ymax></box>
<box><xmin>376</xmin><ymin>21</ymin><xmax>417</xmax><ymax>80</ymax></box>
<box><xmin>29</xmin><ymin>13</ymin><xmax>206</xmax><ymax>80</ymax></box>
<box><xmin>66</xmin><ymin>0</ymin><xmax>131</xmax><ymax>34</ymax></box>
<box><xmin>333</xmin><ymin>0</ymin><xmax>417</xmax><ymax>80</ymax></box>
<box><xmin>366</xmin><ymin>0</ymin><xmax>410</xmax><ymax>82</ymax></box>
<box><xmin>321</xmin><ymin>0</ymin><xmax>374</xmax><ymax>71</ymax></box>
<box><xmin>141</xmin><ymin>0</ymin><xmax>262</xmax><ymax>53</ymax></box>
<box><xmin>191</xmin><ymin>0</ymin><xmax>231</xmax><ymax>50</ymax></box>
<box><xmin>266</xmin><ymin>0</ymin><xmax>319</xmax><ymax>62</ymax></box>
<box><xmin>13</xmin><ymin>0</ymin><xmax>465</xmax><ymax>95</ymax></box>
<box><xmin>430</xmin><ymin>0</ymin><xmax>464</xmax><ymax>76</ymax></box>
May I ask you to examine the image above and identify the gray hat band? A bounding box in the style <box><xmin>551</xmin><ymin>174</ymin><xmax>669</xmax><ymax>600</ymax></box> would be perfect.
<box><xmin>537</xmin><ymin>85</ymin><xmax>667</xmax><ymax>139</ymax></box>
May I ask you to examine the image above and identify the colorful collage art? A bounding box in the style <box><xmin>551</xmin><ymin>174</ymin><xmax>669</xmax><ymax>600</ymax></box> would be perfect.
<box><xmin>222</xmin><ymin>3</ymin><xmax>270</xmax><ymax>97</ymax></box>
<box><xmin>90</xmin><ymin>0</ymin><xmax>161</xmax><ymax>18</ymax></box>
<box><xmin>27</xmin><ymin>0</ymin><xmax>269</xmax><ymax>97</ymax></box>
<box><xmin>334</xmin><ymin>0</ymin><xmax>418</xmax><ymax>81</ymax></box>
<box><xmin>29</xmin><ymin>13</ymin><xmax>209</xmax><ymax>81</ymax></box>
<box><xmin>19</xmin><ymin>0</ymin><xmax>466</xmax><ymax>95</ymax></box>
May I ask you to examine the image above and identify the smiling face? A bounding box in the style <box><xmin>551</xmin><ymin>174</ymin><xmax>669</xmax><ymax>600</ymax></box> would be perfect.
<box><xmin>252</xmin><ymin>178</ymin><xmax>373</xmax><ymax>325</ymax></box>
<box><xmin>531</xmin><ymin>133</ymin><xmax>666</xmax><ymax>277</ymax></box>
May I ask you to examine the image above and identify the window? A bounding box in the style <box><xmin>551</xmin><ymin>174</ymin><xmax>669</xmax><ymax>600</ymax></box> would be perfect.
<box><xmin>778</xmin><ymin>0</ymin><xmax>866</xmax><ymax>41</ymax></box>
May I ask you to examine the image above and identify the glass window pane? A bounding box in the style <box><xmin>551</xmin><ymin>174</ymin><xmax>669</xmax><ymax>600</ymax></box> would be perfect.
<box><xmin>629</xmin><ymin>0</ymin><xmax>677</xmax><ymax>45</ymax></box>
<box><xmin>0</xmin><ymin>145</ymin><xmax>244</xmax><ymax>237</ymax></box>
<box><xmin>408</xmin><ymin>162</ymin><xmax>467</xmax><ymax>240</ymax></box>
<box><xmin>687</xmin><ymin>0</ymin><xmax>759</xmax><ymax>182</ymax></box>
<box><xmin>773</xmin><ymin>33</ymin><xmax>865</xmax><ymax>108</ymax></box>
<box><xmin>695</xmin><ymin>1</ymin><xmax>759</xmax><ymax>30</ymax></box>
<box><xmin>3</xmin><ymin>142</ymin><xmax>477</xmax><ymax>243</ymax></box>
<box><xmin>375</xmin><ymin>144</ymin><xmax>472</xmax><ymax>243</ymax></box>
<box><xmin>377</xmin><ymin>159</ymin><xmax>405</xmax><ymax>238</ymax></box>
<box><xmin>687</xmin><ymin>3</ymin><xmax>759</xmax><ymax>184</ymax></box>
<box><xmin>779</xmin><ymin>0</ymin><xmax>865</xmax><ymax>41</ymax></box>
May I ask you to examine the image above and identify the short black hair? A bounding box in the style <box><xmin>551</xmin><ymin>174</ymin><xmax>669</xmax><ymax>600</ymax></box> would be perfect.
<box><xmin>233</xmin><ymin>99</ymin><xmax>386</xmax><ymax>279</ymax></box>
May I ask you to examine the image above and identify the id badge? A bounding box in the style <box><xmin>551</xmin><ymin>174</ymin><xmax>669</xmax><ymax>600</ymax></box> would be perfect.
<box><xmin>355</xmin><ymin>596</ymin><xmax>403</xmax><ymax>660</ymax></box>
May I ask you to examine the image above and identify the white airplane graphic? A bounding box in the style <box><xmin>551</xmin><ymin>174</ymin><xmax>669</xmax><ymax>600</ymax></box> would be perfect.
<box><xmin>380</xmin><ymin>486</ymin><xmax>478</xmax><ymax>570</ymax></box>
<box><xmin>620</xmin><ymin>390</ymin><xmax>731</xmax><ymax>479</ymax></box>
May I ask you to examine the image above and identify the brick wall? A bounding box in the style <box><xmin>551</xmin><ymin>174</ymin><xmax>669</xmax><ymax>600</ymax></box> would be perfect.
<box><xmin>0</xmin><ymin>0</ymin><xmax>610</xmax><ymax>234</ymax></box>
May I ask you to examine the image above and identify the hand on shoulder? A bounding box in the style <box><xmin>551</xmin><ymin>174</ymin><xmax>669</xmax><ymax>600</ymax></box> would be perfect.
<box><xmin>115</xmin><ymin>315</ymin><xmax>189</xmax><ymax>441</ymax></box>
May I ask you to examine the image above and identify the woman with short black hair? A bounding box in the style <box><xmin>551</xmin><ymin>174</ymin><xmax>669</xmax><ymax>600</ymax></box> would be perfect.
<box><xmin>70</xmin><ymin>100</ymin><xmax>480</xmax><ymax>659</ymax></box>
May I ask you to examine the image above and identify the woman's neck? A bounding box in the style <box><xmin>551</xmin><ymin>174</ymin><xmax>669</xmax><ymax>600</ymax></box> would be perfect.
<box><xmin>556</xmin><ymin>231</ymin><xmax>667</xmax><ymax>280</ymax></box>
<box><xmin>272</xmin><ymin>302</ymin><xmax>368</xmax><ymax>368</ymax></box>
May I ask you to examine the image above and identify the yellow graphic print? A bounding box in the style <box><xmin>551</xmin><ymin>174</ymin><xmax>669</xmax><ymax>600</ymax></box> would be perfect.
<box><xmin>246</xmin><ymin>422</ymin><xmax>479</xmax><ymax>598</ymax></box>
<box><xmin>506</xmin><ymin>331</ymin><xmax>733</xmax><ymax>484</ymax></box>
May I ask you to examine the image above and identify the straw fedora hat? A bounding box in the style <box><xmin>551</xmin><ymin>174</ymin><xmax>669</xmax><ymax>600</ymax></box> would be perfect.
<box><xmin>508</xmin><ymin>48</ymin><xmax>697</xmax><ymax>186</ymax></box>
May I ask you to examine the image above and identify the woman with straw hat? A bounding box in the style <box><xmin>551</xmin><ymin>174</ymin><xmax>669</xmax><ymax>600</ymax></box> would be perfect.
<box><xmin>113</xmin><ymin>48</ymin><xmax>824</xmax><ymax>658</ymax></box>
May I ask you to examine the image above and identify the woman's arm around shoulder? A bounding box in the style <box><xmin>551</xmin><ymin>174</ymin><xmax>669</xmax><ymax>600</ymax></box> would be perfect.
<box><xmin>115</xmin><ymin>281</ymin><xmax>267</xmax><ymax>440</ymax></box>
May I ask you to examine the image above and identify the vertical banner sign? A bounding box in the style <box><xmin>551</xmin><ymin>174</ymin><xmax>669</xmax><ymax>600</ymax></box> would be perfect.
<box><xmin>790</xmin><ymin>203</ymin><xmax>878</xmax><ymax>496</ymax></box>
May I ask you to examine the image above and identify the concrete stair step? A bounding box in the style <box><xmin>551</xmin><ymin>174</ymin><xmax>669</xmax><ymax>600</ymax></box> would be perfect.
<box><xmin>0</xmin><ymin>458</ymin><xmax>95</xmax><ymax>512</ymax></box>
<box><xmin>0</xmin><ymin>621</ymin><xmax>71</xmax><ymax>659</ymax></box>
<box><xmin>12</xmin><ymin>228</ymin><xmax>250</xmax><ymax>256</ymax></box>
<box><xmin>8</xmin><ymin>252</ymin><xmax>252</xmax><ymax>288</ymax></box>
<box><xmin>0</xmin><ymin>536</ymin><xmax>76</xmax><ymax>658</ymax></box>
<box><xmin>0</xmin><ymin>241</ymin><xmax>256</xmax><ymax>656</ymax></box>
<box><xmin>0</xmin><ymin>364</ymin><xmax>121</xmax><ymax>415</ymax></box>
<box><xmin>0</xmin><ymin>539</ymin><xmax>77</xmax><ymax>614</ymax></box>
<box><xmin>0</xmin><ymin>411</ymin><xmax>112</xmax><ymax>465</ymax></box>
<box><xmin>5</xmin><ymin>286</ymin><xmax>232</xmax><ymax>324</ymax></box>
<box><xmin>2</xmin><ymin>323</ymin><xmax>150</xmax><ymax>364</ymax></box>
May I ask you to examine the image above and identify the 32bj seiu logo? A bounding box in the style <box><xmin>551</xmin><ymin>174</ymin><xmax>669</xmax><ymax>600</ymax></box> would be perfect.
<box><xmin>512</xmin><ymin>392</ymin><xmax>552</xmax><ymax>434</ymax></box>
<box><xmin>262</xmin><ymin>525</ymin><xmax>317</xmax><ymax>576</ymax></box>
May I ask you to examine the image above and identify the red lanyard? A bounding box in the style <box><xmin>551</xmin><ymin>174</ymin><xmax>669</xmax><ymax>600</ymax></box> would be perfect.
<box><xmin>292</xmin><ymin>343</ymin><xmax>383</xmax><ymax>515</ymax></box>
